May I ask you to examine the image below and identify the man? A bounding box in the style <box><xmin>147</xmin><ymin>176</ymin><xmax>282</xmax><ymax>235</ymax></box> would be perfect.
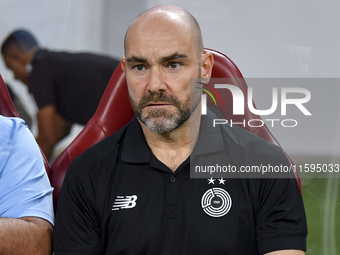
<box><xmin>0</xmin><ymin>115</ymin><xmax>54</xmax><ymax>254</ymax></box>
<box><xmin>54</xmin><ymin>5</ymin><xmax>307</xmax><ymax>254</ymax></box>
<box><xmin>1</xmin><ymin>30</ymin><xmax>120</xmax><ymax>160</ymax></box>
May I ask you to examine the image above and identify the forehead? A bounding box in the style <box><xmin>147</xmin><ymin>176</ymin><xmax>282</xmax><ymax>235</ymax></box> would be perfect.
<box><xmin>125</xmin><ymin>12</ymin><xmax>196</xmax><ymax>60</ymax></box>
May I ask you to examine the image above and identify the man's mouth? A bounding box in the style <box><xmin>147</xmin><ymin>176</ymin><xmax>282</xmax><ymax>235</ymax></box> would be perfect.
<box><xmin>145</xmin><ymin>102</ymin><xmax>172</xmax><ymax>107</ymax></box>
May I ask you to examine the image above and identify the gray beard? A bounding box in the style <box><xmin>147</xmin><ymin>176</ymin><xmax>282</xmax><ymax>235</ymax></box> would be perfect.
<box><xmin>129</xmin><ymin>92</ymin><xmax>191</xmax><ymax>134</ymax></box>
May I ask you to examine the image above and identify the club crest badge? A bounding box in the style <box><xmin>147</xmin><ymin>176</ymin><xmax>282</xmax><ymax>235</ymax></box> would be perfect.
<box><xmin>201</xmin><ymin>187</ymin><xmax>232</xmax><ymax>218</ymax></box>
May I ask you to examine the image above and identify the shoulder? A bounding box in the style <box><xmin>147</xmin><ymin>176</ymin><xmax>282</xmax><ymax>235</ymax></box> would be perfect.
<box><xmin>204</xmin><ymin>109</ymin><xmax>284</xmax><ymax>158</ymax></box>
<box><xmin>220</xmin><ymin>122</ymin><xmax>272</xmax><ymax>147</ymax></box>
<box><xmin>83</xmin><ymin>121</ymin><xmax>129</xmax><ymax>158</ymax></box>
<box><xmin>32</xmin><ymin>49</ymin><xmax>55</xmax><ymax>63</ymax></box>
<box><xmin>0</xmin><ymin>116</ymin><xmax>26</xmax><ymax>144</ymax></box>
<box><xmin>31</xmin><ymin>49</ymin><xmax>71</xmax><ymax>72</ymax></box>
<box><xmin>72</xmin><ymin>53</ymin><xmax>121</xmax><ymax>72</ymax></box>
<box><xmin>0</xmin><ymin>115</ymin><xmax>42</xmax><ymax>166</ymax></box>
<box><xmin>0</xmin><ymin>116</ymin><xmax>42</xmax><ymax>166</ymax></box>
<box><xmin>218</xmin><ymin>122</ymin><xmax>292</xmax><ymax>179</ymax></box>
<box><xmin>67</xmin><ymin>121</ymin><xmax>131</xmax><ymax>177</ymax></box>
<box><xmin>222</xmin><ymin>122</ymin><xmax>287</xmax><ymax>158</ymax></box>
<box><xmin>0</xmin><ymin>114</ymin><xmax>24</xmax><ymax>128</ymax></box>
<box><xmin>59</xmin><ymin>51</ymin><xmax>119</xmax><ymax>65</ymax></box>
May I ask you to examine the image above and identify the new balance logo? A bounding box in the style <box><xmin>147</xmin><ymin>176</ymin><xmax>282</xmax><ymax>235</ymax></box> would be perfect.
<box><xmin>112</xmin><ymin>195</ymin><xmax>138</xmax><ymax>211</ymax></box>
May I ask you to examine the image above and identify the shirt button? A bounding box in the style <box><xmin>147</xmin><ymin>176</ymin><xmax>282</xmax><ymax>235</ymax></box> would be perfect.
<box><xmin>170</xmin><ymin>177</ymin><xmax>176</xmax><ymax>183</ymax></box>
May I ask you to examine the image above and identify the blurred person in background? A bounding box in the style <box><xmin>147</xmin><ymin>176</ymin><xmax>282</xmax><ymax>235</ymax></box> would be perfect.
<box><xmin>1</xmin><ymin>29</ymin><xmax>120</xmax><ymax>161</ymax></box>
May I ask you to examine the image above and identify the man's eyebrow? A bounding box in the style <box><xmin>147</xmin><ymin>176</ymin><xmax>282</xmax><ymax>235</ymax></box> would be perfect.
<box><xmin>160</xmin><ymin>52</ymin><xmax>188</xmax><ymax>62</ymax></box>
<box><xmin>125</xmin><ymin>53</ymin><xmax>188</xmax><ymax>65</ymax></box>
<box><xmin>126</xmin><ymin>56</ymin><xmax>148</xmax><ymax>64</ymax></box>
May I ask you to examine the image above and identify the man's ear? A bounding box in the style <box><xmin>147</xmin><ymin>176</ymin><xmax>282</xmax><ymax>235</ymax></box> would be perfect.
<box><xmin>121</xmin><ymin>57</ymin><xmax>126</xmax><ymax>71</ymax></box>
<box><xmin>200</xmin><ymin>51</ymin><xmax>214</xmax><ymax>83</ymax></box>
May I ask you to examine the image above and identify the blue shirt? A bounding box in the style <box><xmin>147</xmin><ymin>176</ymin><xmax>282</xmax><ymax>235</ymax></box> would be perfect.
<box><xmin>0</xmin><ymin>115</ymin><xmax>54</xmax><ymax>225</ymax></box>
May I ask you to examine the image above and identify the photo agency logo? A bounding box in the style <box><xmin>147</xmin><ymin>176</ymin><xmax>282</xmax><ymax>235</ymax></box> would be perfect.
<box><xmin>196</xmin><ymin>79</ymin><xmax>312</xmax><ymax>128</ymax></box>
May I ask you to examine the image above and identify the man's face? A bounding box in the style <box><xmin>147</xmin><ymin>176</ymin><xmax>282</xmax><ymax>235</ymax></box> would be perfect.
<box><xmin>3</xmin><ymin>51</ymin><xmax>28</xmax><ymax>84</ymax></box>
<box><xmin>122</xmin><ymin>16</ymin><xmax>202</xmax><ymax>134</ymax></box>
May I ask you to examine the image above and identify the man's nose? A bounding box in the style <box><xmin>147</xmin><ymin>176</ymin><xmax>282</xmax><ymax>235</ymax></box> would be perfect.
<box><xmin>146</xmin><ymin>67</ymin><xmax>167</xmax><ymax>93</ymax></box>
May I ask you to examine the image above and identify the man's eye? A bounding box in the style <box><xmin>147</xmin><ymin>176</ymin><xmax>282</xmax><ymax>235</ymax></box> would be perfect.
<box><xmin>133</xmin><ymin>65</ymin><xmax>145</xmax><ymax>71</ymax></box>
<box><xmin>168</xmin><ymin>62</ymin><xmax>181</xmax><ymax>69</ymax></box>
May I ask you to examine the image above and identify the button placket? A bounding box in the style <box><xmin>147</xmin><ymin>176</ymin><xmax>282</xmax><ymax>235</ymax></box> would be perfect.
<box><xmin>166</xmin><ymin>174</ymin><xmax>179</xmax><ymax>219</ymax></box>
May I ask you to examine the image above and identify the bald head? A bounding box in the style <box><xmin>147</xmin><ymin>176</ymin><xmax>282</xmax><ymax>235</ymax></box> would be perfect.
<box><xmin>124</xmin><ymin>5</ymin><xmax>204</xmax><ymax>58</ymax></box>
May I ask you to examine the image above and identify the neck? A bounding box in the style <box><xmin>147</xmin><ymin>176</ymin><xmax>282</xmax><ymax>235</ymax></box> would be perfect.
<box><xmin>140</xmin><ymin>104</ymin><xmax>201</xmax><ymax>172</ymax></box>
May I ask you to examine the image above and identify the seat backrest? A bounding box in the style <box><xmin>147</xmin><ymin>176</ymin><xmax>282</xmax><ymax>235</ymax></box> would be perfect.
<box><xmin>0</xmin><ymin>75</ymin><xmax>50</xmax><ymax>176</ymax></box>
<box><xmin>50</xmin><ymin>48</ymin><xmax>300</xmax><ymax>209</ymax></box>
<box><xmin>205</xmin><ymin>48</ymin><xmax>282</xmax><ymax>144</ymax></box>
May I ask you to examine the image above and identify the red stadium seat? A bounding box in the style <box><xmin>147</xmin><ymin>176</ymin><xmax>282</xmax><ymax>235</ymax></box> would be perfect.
<box><xmin>50</xmin><ymin>48</ymin><xmax>301</xmax><ymax>209</ymax></box>
<box><xmin>0</xmin><ymin>75</ymin><xmax>18</xmax><ymax>117</ymax></box>
<box><xmin>0</xmin><ymin>74</ymin><xmax>50</xmax><ymax>176</ymax></box>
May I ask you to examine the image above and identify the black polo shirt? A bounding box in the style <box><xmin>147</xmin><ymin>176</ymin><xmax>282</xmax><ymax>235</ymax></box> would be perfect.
<box><xmin>54</xmin><ymin>111</ymin><xmax>307</xmax><ymax>255</ymax></box>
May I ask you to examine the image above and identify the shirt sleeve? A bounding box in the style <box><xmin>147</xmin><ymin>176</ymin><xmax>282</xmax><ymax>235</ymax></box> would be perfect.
<box><xmin>0</xmin><ymin>117</ymin><xmax>54</xmax><ymax>225</ymax></box>
<box><xmin>254</xmin><ymin>150</ymin><xmax>307</xmax><ymax>254</ymax></box>
<box><xmin>54</xmin><ymin>154</ymin><xmax>101</xmax><ymax>255</ymax></box>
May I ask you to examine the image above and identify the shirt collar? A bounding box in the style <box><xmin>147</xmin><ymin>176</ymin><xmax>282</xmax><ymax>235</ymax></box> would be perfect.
<box><xmin>192</xmin><ymin>108</ymin><xmax>224</xmax><ymax>157</ymax></box>
<box><xmin>121</xmin><ymin>116</ymin><xmax>151</xmax><ymax>164</ymax></box>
